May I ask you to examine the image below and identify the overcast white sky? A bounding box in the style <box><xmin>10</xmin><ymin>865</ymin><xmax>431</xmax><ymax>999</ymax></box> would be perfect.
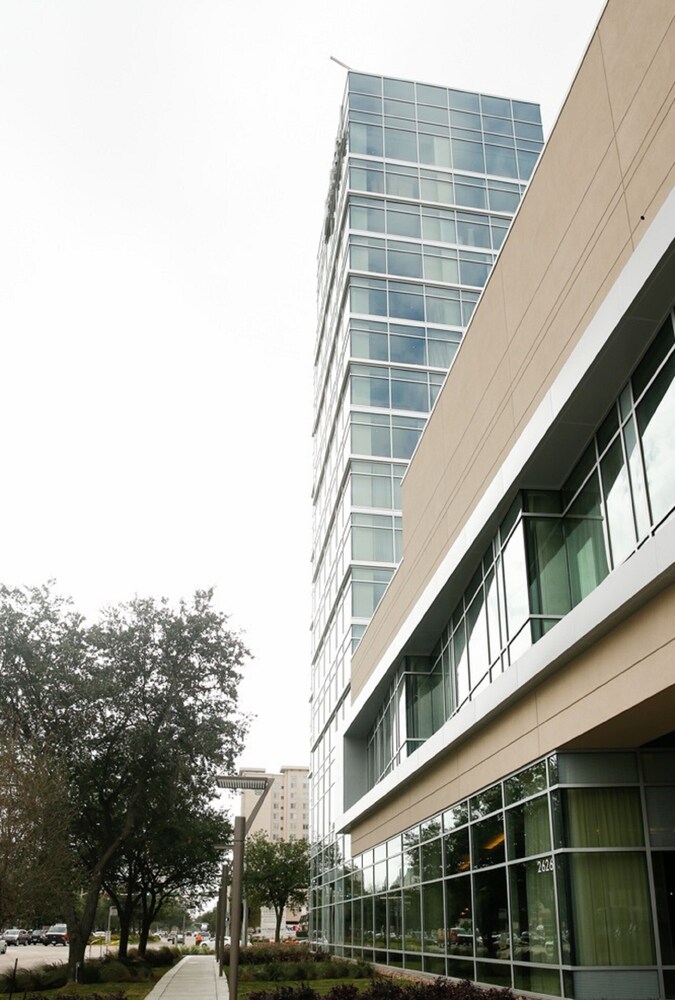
<box><xmin>0</xmin><ymin>0</ymin><xmax>606</xmax><ymax>775</ymax></box>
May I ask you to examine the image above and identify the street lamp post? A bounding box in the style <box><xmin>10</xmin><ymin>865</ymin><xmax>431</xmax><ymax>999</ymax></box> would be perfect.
<box><xmin>217</xmin><ymin>774</ymin><xmax>274</xmax><ymax>999</ymax></box>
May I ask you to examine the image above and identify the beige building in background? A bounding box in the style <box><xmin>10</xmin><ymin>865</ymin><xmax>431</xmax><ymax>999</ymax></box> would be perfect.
<box><xmin>239</xmin><ymin>766</ymin><xmax>309</xmax><ymax>938</ymax></box>
<box><xmin>239</xmin><ymin>766</ymin><xmax>310</xmax><ymax>841</ymax></box>
<box><xmin>310</xmin><ymin>2</ymin><xmax>675</xmax><ymax>998</ymax></box>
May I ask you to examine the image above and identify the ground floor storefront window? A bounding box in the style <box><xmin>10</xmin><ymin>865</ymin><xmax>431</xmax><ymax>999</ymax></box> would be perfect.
<box><xmin>318</xmin><ymin>749</ymin><xmax>675</xmax><ymax>999</ymax></box>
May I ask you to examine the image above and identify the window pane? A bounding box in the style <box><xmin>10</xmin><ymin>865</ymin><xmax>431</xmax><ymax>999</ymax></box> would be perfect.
<box><xmin>351</xmin><ymin>283</ymin><xmax>387</xmax><ymax>316</ymax></box>
<box><xmin>557</xmin><ymin>787</ymin><xmax>644</xmax><ymax>848</ymax></box>
<box><xmin>457</xmin><ymin>215</ymin><xmax>491</xmax><ymax>248</ymax></box>
<box><xmin>445</xmin><ymin>876</ymin><xmax>473</xmax><ymax>955</ymax></box>
<box><xmin>474</xmin><ymin>867</ymin><xmax>510</xmax><ymax>959</ymax></box>
<box><xmin>428</xmin><ymin>337</ymin><xmax>460</xmax><ymax>367</ymax></box>
<box><xmin>350</xmin><ymin>122</ymin><xmax>383</xmax><ymax>156</ymax></box>
<box><xmin>352</xmin><ymin>472</ymin><xmax>393</xmax><ymax>508</ymax></box>
<box><xmin>350</xmin><ymin>163</ymin><xmax>385</xmax><ymax>194</ymax></box>
<box><xmin>388</xmin><ymin>250</ymin><xmax>423</xmax><ymax>278</ymax></box>
<box><xmin>351</xmin><ymin>243</ymin><xmax>386</xmax><ymax>273</ymax></box>
<box><xmin>421</xmin><ymin>173</ymin><xmax>454</xmax><ymax>204</ymax></box>
<box><xmin>387</xmin><ymin>209</ymin><xmax>421</xmax><ymax>238</ymax></box>
<box><xmin>600</xmin><ymin>436</ymin><xmax>636</xmax><ymax>565</ymax></box>
<box><xmin>452</xmin><ymin>139</ymin><xmax>485</xmax><ymax>172</ymax></box>
<box><xmin>502</xmin><ymin>520</ymin><xmax>529</xmax><ymax>638</ymax></box>
<box><xmin>390</xmin><ymin>333</ymin><xmax>426</xmax><ymax>365</ymax></box>
<box><xmin>385</xmin><ymin>128</ymin><xmax>418</xmax><ymax>162</ymax></box>
<box><xmin>422</xmin><ymin>882</ymin><xmax>444</xmax><ymax>952</ymax></box>
<box><xmin>386</xmin><ymin>170</ymin><xmax>419</xmax><ymax>199</ymax></box>
<box><xmin>507</xmin><ymin>795</ymin><xmax>551</xmax><ymax>859</ymax></box>
<box><xmin>562</xmin><ymin>853</ymin><xmax>655</xmax><ymax>965</ymax></box>
<box><xmin>351</xmin><ymin>327</ymin><xmax>388</xmax><ymax>361</ymax></box>
<box><xmin>419</xmin><ymin>134</ymin><xmax>451</xmax><ymax>167</ymax></box>
<box><xmin>422</xmin><ymin>209</ymin><xmax>456</xmax><ymax>243</ymax></box>
<box><xmin>389</xmin><ymin>288</ymin><xmax>424</xmax><ymax>321</ymax></box>
<box><xmin>472</xmin><ymin>814</ymin><xmax>505</xmax><ymax>868</ymax></box>
<box><xmin>455</xmin><ymin>181</ymin><xmax>487</xmax><ymax>209</ymax></box>
<box><xmin>510</xmin><ymin>860</ymin><xmax>559</xmax><ymax>963</ymax></box>
<box><xmin>637</xmin><ymin>353</ymin><xmax>675</xmax><ymax>525</ymax></box>
<box><xmin>444</xmin><ymin>827</ymin><xmax>470</xmax><ymax>876</ymax></box>
<box><xmin>391</xmin><ymin>378</ymin><xmax>428</xmax><ymax>411</ymax></box>
<box><xmin>425</xmin><ymin>253</ymin><xmax>459</xmax><ymax>284</ymax></box>
<box><xmin>563</xmin><ymin>471</ymin><xmax>609</xmax><ymax>606</ymax></box>
<box><xmin>524</xmin><ymin>517</ymin><xmax>571</xmax><ymax>616</ymax></box>
<box><xmin>486</xmin><ymin>144</ymin><xmax>518</xmax><ymax>177</ymax></box>
<box><xmin>351</xmin><ymin>372</ymin><xmax>389</xmax><ymax>407</ymax></box>
<box><xmin>426</xmin><ymin>293</ymin><xmax>462</xmax><ymax>327</ymax></box>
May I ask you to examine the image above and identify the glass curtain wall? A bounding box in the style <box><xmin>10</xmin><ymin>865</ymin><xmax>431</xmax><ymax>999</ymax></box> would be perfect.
<box><xmin>344</xmin><ymin>750</ymin><xmax>675</xmax><ymax>1000</ymax></box>
<box><xmin>311</xmin><ymin>71</ymin><xmax>542</xmax><ymax>946</ymax></box>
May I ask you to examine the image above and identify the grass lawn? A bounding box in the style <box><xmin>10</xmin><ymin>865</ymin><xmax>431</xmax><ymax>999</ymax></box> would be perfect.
<box><xmin>239</xmin><ymin>979</ymin><xmax>373</xmax><ymax>998</ymax></box>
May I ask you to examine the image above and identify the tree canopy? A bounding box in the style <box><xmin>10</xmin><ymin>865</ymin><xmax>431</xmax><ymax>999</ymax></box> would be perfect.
<box><xmin>0</xmin><ymin>582</ymin><xmax>249</xmax><ymax>974</ymax></box>
<box><xmin>244</xmin><ymin>834</ymin><xmax>309</xmax><ymax>943</ymax></box>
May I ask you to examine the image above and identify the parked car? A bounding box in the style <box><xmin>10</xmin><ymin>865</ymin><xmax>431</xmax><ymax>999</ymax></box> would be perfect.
<box><xmin>30</xmin><ymin>928</ymin><xmax>47</xmax><ymax>944</ymax></box>
<box><xmin>176</xmin><ymin>932</ymin><xmax>185</xmax><ymax>945</ymax></box>
<box><xmin>44</xmin><ymin>923</ymin><xmax>68</xmax><ymax>946</ymax></box>
<box><xmin>3</xmin><ymin>929</ymin><xmax>30</xmax><ymax>946</ymax></box>
<box><xmin>0</xmin><ymin>938</ymin><xmax>6</xmax><ymax>954</ymax></box>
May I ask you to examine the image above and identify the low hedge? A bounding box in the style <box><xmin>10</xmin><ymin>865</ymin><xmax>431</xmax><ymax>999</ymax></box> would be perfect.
<box><xmin>246</xmin><ymin>980</ymin><xmax>514</xmax><ymax>1000</ymax></box>
<box><xmin>223</xmin><ymin>945</ymin><xmax>328</xmax><ymax>966</ymax></box>
<box><xmin>241</xmin><ymin>960</ymin><xmax>373</xmax><ymax>983</ymax></box>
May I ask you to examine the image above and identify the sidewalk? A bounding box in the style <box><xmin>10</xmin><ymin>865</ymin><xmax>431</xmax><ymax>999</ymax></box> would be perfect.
<box><xmin>145</xmin><ymin>955</ymin><xmax>230</xmax><ymax>1000</ymax></box>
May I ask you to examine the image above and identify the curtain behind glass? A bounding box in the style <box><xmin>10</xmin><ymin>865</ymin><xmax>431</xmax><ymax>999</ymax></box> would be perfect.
<box><xmin>560</xmin><ymin>787</ymin><xmax>644</xmax><ymax>847</ymax></box>
<box><xmin>565</xmin><ymin>853</ymin><xmax>654</xmax><ymax>965</ymax></box>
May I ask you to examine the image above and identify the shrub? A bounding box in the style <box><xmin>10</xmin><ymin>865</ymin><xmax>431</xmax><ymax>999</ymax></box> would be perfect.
<box><xmin>223</xmin><ymin>944</ymin><xmax>327</xmax><ymax>966</ymax></box>
<box><xmin>98</xmin><ymin>959</ymin><xmax>133</xmax><ymax>983</ymax></box>
<box><xmin>127</xmin><ymin>945</ymin><xmax>179</xmax><ymax>967</ymax></box>
<box><xmin>245</xmin><ymin>979</ymin><xmax>514</xmax><ymax>1000</ymax></box>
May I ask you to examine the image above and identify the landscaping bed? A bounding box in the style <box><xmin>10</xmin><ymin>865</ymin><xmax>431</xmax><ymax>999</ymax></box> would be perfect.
<box><xmin>0</xmin><ymin>946</ymin><xmax>179</xmax><ymax>997</ymax></box>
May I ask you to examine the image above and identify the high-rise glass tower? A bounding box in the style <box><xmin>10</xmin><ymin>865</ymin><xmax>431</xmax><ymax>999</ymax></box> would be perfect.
<box><xmin>310</xmin><ymin>71</ymin><xmax>542</xmax><ymax>946</ymax></box>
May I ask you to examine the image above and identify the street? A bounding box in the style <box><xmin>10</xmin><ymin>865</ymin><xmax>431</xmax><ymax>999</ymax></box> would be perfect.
<box><xmin>0</xmin><ymin>943</ymin><xmax>70</xmax><ymax>972</ymax></box>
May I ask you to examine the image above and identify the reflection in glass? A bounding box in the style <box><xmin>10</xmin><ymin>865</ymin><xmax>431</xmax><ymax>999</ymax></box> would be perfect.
<box><xmin>505</xmin><ymin>760</ymin><xmax>547</xmax><ymax>804</ymax></box>
<box><xmin>474</xmin><ymin>867</ymin><xmax>510</xmax><ymax>959</ymax></box>
<box><xmin>510</xmin><ymin>861</ymin><xmax>559</xmax><ymax>963</ymax></box>
<box><xmin>445</xmin><ymin>876</ymin><xmax>473</xmax><ymax>955</ymax></box>
<box><xmin>563</xmin><ymin>471</ymin><xmax>609</xmax><ymax>605</ymax></box>
<box><xmin>502</xmin><ymin>521</ymin><xmax>529</xmax><ymax>639</ymax></box>
<box><xmin>403</xmin><ymin>888</ymin><xmax>422</xmax><ymax>951</ymax></box>
<box><xmin>507</xmin><ymin>795</ymin><xmax>550</xmax><ymax>860</ymax></box>
<box><xmin>444</xmin><ymin>827</ymin><xmax>471</xmax><ymax>875</ymax></box>
<box><xmin>420</xmin><ymin>835</ymin><xmax>443</xmax><ymax>882</ymax></box>
<box><xmin>472</xmin><ymin>814</ymin><xmax>505</xmax><ymax>868</ymax></box>
<box><xmin>652</xmin><ymin>852</ymin><xmax>675</xmax><ymax>963</ymax></box>
<box><xmin>638</xmin><ymin>354</ymin><xmax>675</xmax><ymax>525</ymax></box>
<box><xmin>422</xmin><ymin>882</ymin><xmax>444</xmax><ymax>953</ymax></box>
<box><xmin>600</xmin><ymin>437</ymin><xmax>635</xmax><ymax>566</ymax></box>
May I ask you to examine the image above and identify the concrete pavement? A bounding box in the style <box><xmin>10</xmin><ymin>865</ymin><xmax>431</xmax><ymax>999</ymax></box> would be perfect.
<box><xmin>145</xmin><ymin>955</ymin><xmax>230</xmax><ymax>1000</ymax></box>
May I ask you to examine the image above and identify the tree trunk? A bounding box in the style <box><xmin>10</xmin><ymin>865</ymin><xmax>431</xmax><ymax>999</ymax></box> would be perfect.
<box><xmin>117</xmin><ymin>891</ymin><xmax>135</xmax><ymax>959</ymax></box>
<box><xmin>274</xmin><ymin>904</ymin><xmax>283</xmax><ymax>944</ymax></box>
<box><xmin>66</xmin><ymin>876</ymin><xmax>102</xmax><ymax>980</ymax></box>
<box><xmin>138</xmin><ymin>893</ymin><xmax>160</xmax><ymax>956</ymax></box>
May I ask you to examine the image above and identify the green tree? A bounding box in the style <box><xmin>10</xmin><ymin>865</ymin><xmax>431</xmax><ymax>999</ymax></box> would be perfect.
<box><xmin>104</xmin><ymin>799</ymin><xmax>231</xmax><ymax>957</ymax></box>
<box><xmin>0</xmin><ymin>583</ymin><xmax>249</xmax><ymax>978</ymax></box>
<box><xmin>244</xmin><ymin>834</ymin><xmax>309</xmax><ymax>943</ymax></box>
